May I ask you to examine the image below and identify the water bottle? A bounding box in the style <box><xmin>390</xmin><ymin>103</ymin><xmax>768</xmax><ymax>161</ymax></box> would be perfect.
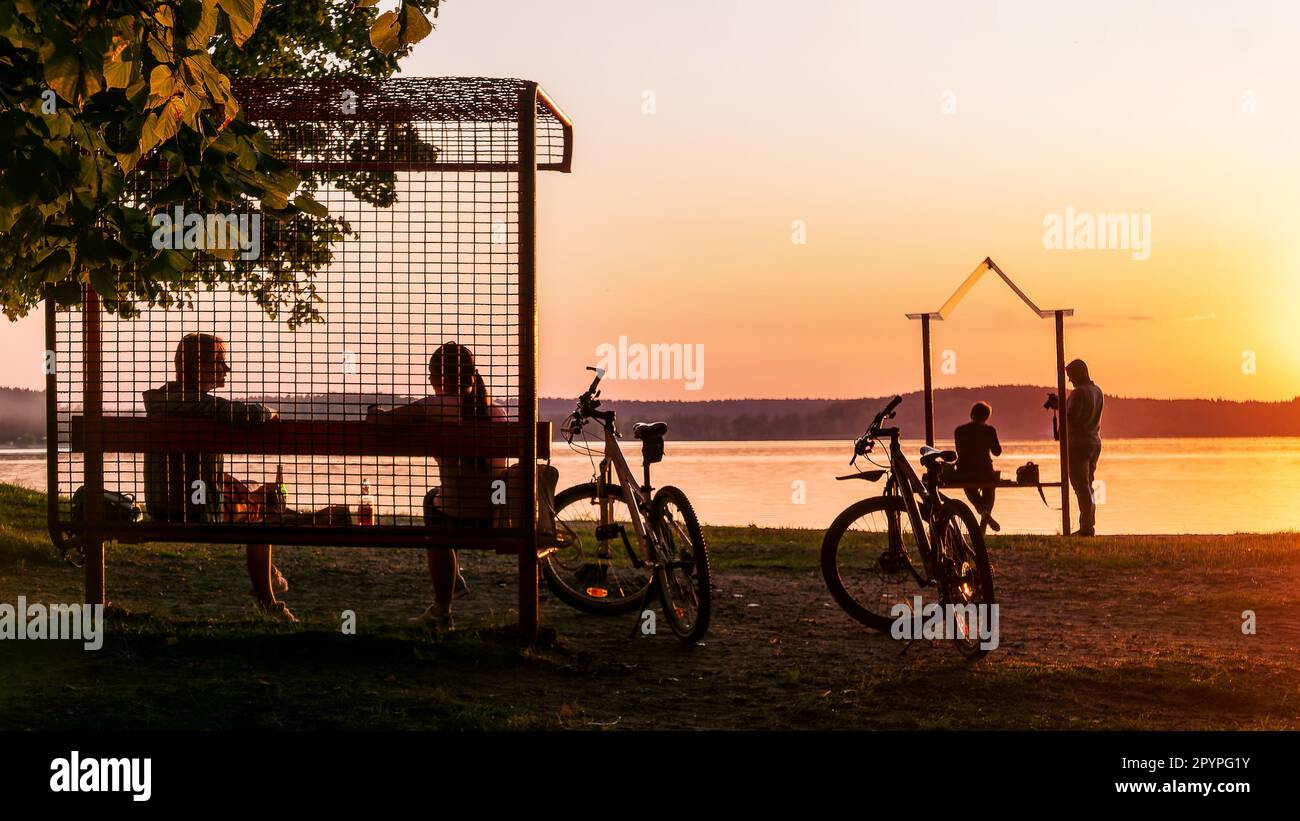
<box><xmin>358</xmin><ymin>479</ymin><xmax>376</xmax><ymax>526</ymax></box>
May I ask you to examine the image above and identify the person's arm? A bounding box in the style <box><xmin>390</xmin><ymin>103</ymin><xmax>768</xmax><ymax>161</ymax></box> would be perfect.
<box><xmin>149</xmin><ymin>386</ymin><xmax>274</xmax><ymax>422</ymax></box>
<box><xmin>367</xmin><ymin>403</ymin><xmax>429</xmax><ymax>422</ymax></box>
<box><xmin>218</xmin><ymin>396</ymin><xmax>276</xmax><ymax>423</ymax></box>
<box><xmin>1065</xmin><ymin>388</ymin><xmax>1090</xmax><ymax>429</ymax></box>
<box><xmin>990</xmin><ymin>427</ymin><xmax>1002</xmax><ymax>457</ymax></box>
<box><xmin>368</xmin><ymin>395</ymin><xmax>460</xmax><ymax>423</ymax></box>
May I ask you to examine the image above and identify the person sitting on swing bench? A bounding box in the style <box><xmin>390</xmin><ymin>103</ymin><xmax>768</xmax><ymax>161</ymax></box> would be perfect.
<box><xmin>953</xmin><ymin>401</ymin><xmax>1002</xmax><ymax>533</ymax></box>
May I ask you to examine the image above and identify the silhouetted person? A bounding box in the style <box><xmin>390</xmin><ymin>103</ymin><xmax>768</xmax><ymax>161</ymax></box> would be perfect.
<box><xmin>142</xmin><ymin>333</ymin><xmax>294</xmax><ymax>620</ymax></box>
<box><xmin>954</xmin><ymin>401</ymin><xmax>1002</xmax><ymax>533</ymax></box>
<box><xmin>1064</xmin><ymin>358</ymin><xmax>1103</xmax><ymax>536</ymax></box>
<box><xmin>367</xmin><ymin>341</ymin><xmax>504</xmax><ymax>630</ymax></box>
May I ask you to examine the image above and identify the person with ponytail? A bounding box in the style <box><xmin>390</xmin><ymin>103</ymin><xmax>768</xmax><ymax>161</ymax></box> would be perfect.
<box><xmin>367</xmin><ymin>341</ymin><xmax>505</xmax><ymax>628</ymax></box>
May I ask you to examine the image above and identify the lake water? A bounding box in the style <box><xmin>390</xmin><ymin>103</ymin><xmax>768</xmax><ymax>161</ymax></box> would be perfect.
<box><xmin>3</xmin><ymin>438</ymin><xmax>1299</xmax><ymax>535</ymax></box>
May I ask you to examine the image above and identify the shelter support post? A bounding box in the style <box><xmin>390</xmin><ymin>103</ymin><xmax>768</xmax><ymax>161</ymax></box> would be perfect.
<box><xmin>920</xmin><ymin>315</ymin><xmax>935</xmax><ymax>446</ymax></box>
<box><xmin>83</xmin><ymin>286</ymin><xmax>106</xmax><ymax>604</ymax></box>
<box><xmin>517</xmin><ymin>85</ymin><xmax>540</xmax><ymax>643</ymax></box>
<box><xmin>1055</xmin><ymin>310</ymin><xmax>1071</xmax><ymax>536</ymax></box>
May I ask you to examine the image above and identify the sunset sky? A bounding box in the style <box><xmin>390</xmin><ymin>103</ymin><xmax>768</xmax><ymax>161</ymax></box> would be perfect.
<box><xmin>3</xmin><ymin>0</ymin><xmax>1299</xmax><ymax>402</ymax></box>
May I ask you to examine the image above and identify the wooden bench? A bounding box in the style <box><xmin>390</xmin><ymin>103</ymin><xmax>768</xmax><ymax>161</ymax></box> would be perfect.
<box><xmin>67</xmin><ymin>415</ymin><xmax>550</xmax><ymax>549</ymax></box>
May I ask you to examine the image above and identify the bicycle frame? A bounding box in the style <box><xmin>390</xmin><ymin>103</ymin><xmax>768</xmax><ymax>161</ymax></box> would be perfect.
<box><xmin>877</xmin><ymin>429</ymin><xmax>947</xmax><ymax>584</ymax></box>
<box><xmin>590</xmin><ymin>418</ymin><xmax>656</xmax><ymax>565</ymax></box>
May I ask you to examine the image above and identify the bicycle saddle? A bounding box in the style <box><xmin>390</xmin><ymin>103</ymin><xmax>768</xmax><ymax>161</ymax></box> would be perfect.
<box><xmin>919</xmin><ymin>446</ymin><xmax>957</xmax><ymax>466</ymax></box>
<box><xmin>633</xmin><ymin>421</ymin><xmax>668</xmax><ymax>440</ymax></box>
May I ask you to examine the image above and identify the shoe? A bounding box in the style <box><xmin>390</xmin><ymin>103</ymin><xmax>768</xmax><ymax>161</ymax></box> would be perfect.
<box><xmin>272</xmin><ymin>565</ymin><xmax>289</xmax><ymax>594</ymax></box>
<box><xmin>985</xmin><ymin>515</ymin><xmax>1001</xmax><ymax>533</ymax></box>
<box><xmin>1072</xmin><ymin>528</ymin><xmax>1096</xmax><ymax>537</ymax></box>
<box><xmin>410</xmin><ymin>603</ymin><xmax>454</xmax><ymax>631</ymax></box>
<box><xmin>453</xmin><ymin>571</ymin><xmax>469</xmax><ymax>599</ymax></box>
<box><xmin>256</xmin><ymin>599</ymin><xmax>298</xmax><ymax>623</ymax></box>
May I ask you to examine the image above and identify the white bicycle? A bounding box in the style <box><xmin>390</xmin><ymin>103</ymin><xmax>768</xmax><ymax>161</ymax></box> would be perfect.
<box><xmin>542</xmin><ymin>367</ymin><xmax>712</xmax><ymax>643</ymax></box>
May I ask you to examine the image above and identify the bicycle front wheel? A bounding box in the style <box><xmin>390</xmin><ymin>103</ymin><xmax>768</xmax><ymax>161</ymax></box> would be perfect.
<box><xmin>542</xmin><ymin>482</ymin><xmax>653</xmax><ymax>614</ymax></box>
<box><xmin>821</xmin><ymin>495</ymin><xmax>929</xmax><ymax>631</ymax></box>
<box><xmin>648</xmin><ymin>485</ymin><xmax>711</xmax><ymax>643</ymax></box>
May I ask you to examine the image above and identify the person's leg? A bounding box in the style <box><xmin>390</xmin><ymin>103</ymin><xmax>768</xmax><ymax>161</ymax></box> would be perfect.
<box><xmin>964</xmin><ymin>488</ymin><xmax>984</xmax><ymax>514</ymax></box>
<box><xmin>426</xmin><ymin>547</ymin><xmax>457</xmax><ymax>608</ymax></box>
<box><xmin>419</xmin><ymin>488</ymin><xmax>459</xmax><ymax>623</ymax></box>
<box><xmin>247</xmin><ymin>543</ymin><xmax>274</xmax><ymax>602</ymax></box>
<box><xmin>1087</xmin><ymin>443</ymin><xmax>1101</xmax><ymax>530</ymax></box>
<box><xmin>1068</xmin><ymin>448</ymin><xmax>1095</xmax><ymax>533</ymax></box>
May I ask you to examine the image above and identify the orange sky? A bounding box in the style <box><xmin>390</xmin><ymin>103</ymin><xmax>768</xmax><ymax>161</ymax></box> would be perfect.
<box><xmin>3</xmin><ymin>1</ymin><xmax>1299</xmax><ymax>402</ymax></box>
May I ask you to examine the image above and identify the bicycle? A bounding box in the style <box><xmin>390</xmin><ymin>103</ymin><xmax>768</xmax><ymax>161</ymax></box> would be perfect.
<box><xmin>820</xmin><ymin>396</ymin><xmax>995</xmax><ymax>658</ymax></box>
<box><xmin>541</xmin><ymin>367</ymin><xmax>712</xmax><ymax>643</ymax></box>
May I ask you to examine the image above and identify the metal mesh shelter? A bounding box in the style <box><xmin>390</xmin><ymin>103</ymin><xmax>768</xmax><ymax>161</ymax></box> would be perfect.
<box><xmin>45</xmin><ymin>77</ymin><xmax>573</xmax><ymax>638</ymax></box>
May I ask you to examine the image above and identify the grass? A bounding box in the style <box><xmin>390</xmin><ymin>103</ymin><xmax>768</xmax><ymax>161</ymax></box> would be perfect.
<box><xmin>3</xmin><ymin>482</ymin><xmax>1299</xmax><ymax>730</ymax></box>
<box><xmin>704</xmin><ymin>522</ymin><xmax>1300</xmax><ymax>573</ymax></box>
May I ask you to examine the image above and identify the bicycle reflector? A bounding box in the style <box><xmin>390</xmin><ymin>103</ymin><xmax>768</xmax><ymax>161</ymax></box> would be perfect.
<box><xmin>585</xmin><ymin>587</ymin><xmax>610</xmax><ymax>598</ymax></box>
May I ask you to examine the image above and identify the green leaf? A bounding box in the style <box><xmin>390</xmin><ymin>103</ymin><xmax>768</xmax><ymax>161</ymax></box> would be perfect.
<box><xmin>292</xmin><ymin>194</ymin><xmax>329</xmax><ymax>218</ymax></box>
<box><xmin>401</xmin><ymin>4</ymin><xmax>434</xmax><ymax>46</ymax></box>
<box><xmin>89</xmin><ymin>267</ymin><xmax>118</xmax><ymax>298</ymax></box>
<box><xmin>52</xmin><ymin>280</ymin><xmax>82</xmax><ymax>306</ymax></box>
<box><xmin>40</xmin><ymin>43</ymin><xmax>84</xmax><ymax>104</ymax></box>
<box><xmin>148</xmin><ymin>65</ymin><xmax>175</xmax><ymax>106</ymax></box>
<box><xmin>216</xmin><ymin>0</ymin><xmax>266</xmax><ymax>47</ymax></box>
<box><xmin>185</xmin><ymin>0</ymin><xmax>220</xmax><ymax>50</ymax></box>
<box><xmin>369</xmin><ymin>10</ymin><xmax>400</xmax><ymax>53</ymax></box>
<box><xmin>34</xmin><ymin>248</ymin><xmax>73</xmax><ymax>281</ymax></box>
<box><xmin>371</xmin><ymin>4</ymin><xmax>434</xmax><ymax>54</ymax></box>
<box><xmin>103</xmin><ymin>49</ymin><xmax>135</xmax><ymax>89</ymax></box>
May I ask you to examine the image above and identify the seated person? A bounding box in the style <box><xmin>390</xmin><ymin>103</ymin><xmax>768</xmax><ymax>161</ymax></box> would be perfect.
<box><xmin>953</xmin><ymin>401</ymin><xmax>1002</xmax><ymax>533</ymax></box>
<box><xmin>367</xmin><ymin>341</ymin><xmax>505</xmax><ymax>630</ymax></box>
<box><xmin>142</xmin><ymin>333</ymin><xmax>294</xmax><ymax>620</ymax></box>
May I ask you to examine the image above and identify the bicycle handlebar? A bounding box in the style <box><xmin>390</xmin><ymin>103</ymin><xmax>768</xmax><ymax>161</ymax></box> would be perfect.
<box><xmin>851</xmin><ymin>395</ymin><xmax>903</xmax><ymax>464</ymax></box>
<box><xmin>565</xmin><ymin>367</ymin><xmax>615</xmax><ymax>440</ymax></box>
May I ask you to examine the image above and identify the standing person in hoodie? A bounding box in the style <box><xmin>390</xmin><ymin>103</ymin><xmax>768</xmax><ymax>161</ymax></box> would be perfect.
<box><xmin>1063</xmin><ymin>358</ymin><xmax>1104</xmax><ymax>537</ymax></box>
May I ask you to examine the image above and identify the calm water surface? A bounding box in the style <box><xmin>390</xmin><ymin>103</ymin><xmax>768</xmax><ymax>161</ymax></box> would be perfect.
<box><xmin>3</xmin><ymin>438</ymin><xmax>1298</xmax><ymax>535</ymax></box>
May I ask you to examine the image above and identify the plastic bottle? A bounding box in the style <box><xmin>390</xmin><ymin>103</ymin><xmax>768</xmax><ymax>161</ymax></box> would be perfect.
<box><xmin>358</xmin><ymin>479</ymin><xmax>376</xmax><ymax>526</ymax></box>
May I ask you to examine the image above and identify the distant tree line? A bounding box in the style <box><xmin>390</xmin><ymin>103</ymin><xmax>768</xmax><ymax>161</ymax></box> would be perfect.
<box><xmin>8</xmin><ymin>384</ymin><xmax>1300</xmax><ymax>446</ymax></box>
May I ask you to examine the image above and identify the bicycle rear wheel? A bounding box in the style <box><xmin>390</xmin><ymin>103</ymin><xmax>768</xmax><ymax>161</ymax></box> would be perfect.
<box><xmin>648</xmin><ymin>485</ymin><xmax>711</xmax><ymax>643</ymax></box>
<box><xmin>933</xmin><ymin>500</ymin><xmax>995</xmax><ymax>660</ymax></box>
<box><xmin>542</xmin><ymin>482</ymin><xmax>653</xmax><ymax>614</ymax></box>
<box><xmin>821</xmin><ymin>495</ymin><xmax>928</xmax><ymax>631</ymax></box>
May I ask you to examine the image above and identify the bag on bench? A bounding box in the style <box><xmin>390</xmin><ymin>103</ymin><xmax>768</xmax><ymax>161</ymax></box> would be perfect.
<box><xmin>70</xmin><ymin>486</ymin><xmax>143</xmax><ymax>524</ymax></box>
<box><xmin>1016</xmin><ymin>462</ymin><xmax>1049</xmax><ymax>505</ymax></box>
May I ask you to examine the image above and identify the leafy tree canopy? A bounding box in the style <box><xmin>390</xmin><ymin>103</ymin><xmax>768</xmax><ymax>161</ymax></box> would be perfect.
<box><xmin>0</xmin><ymin>0</ymin><xmax>438</xmax><ymax>326</ymax></box>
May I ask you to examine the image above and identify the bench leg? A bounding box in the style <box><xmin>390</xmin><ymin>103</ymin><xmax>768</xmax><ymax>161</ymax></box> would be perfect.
<box><xmin>518</xmin><ymin>547</ymin><xmax>539</xmax><ymax>644</ymax></box>
<box><xmin>85</xmin><ymin>538</ymin><xmax>105</xmax><ymax>606</ymax></box>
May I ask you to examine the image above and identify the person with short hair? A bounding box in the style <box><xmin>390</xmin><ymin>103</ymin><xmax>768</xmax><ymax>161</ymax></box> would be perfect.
<box><xmin>954</xmin><ymin>401</ymin><xmax>1002</xmax><ymax>533</ymax></box>
<box><xmin>142</xmin><ymin>333</ymin><xmax>293</xmax><ymax>620</ymax></box>
<box><xmin>1064</xmin><ymin>358</ymin><xmax>1103</xmax><ymax>536</ymax></box>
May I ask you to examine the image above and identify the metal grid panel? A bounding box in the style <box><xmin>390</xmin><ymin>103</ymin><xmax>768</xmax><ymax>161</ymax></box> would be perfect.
<box><xmin>50</xmin><ymin>77</ymin><xmax>567</xmax><ymax>546</ymax></box>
